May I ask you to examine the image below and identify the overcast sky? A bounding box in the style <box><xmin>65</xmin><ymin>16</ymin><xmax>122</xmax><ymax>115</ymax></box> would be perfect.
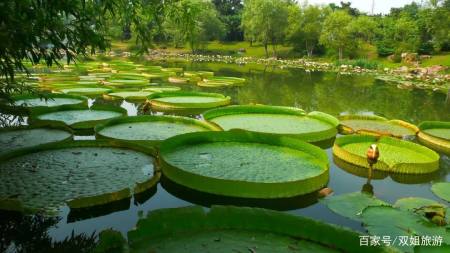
<box><xmin>304</xmin><ymin>0</ymin><xmax>422</xmax><ymax>14</ymax></box>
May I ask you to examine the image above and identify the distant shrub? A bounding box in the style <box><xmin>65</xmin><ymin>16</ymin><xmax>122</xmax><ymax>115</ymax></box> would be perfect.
<box><xmin>335</xmin><ymin>59</ymin><xmax>380</xmax><ymax>69</ymax></box>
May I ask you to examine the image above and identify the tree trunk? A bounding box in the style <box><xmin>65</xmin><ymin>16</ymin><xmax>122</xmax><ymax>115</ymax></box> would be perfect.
<box><xmin>339</xmin><ymin>47</ymin><xmax>343</xmax><ymax>60</ymax></box>
<box><xmin>264</xmin><ymin>42</ymin><xmax>268</xmax><ymax>58</ymax></box>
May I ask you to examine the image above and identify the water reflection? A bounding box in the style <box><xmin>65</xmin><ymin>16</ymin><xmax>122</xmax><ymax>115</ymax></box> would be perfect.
<box><xmin>160</xmin><ymin>176</ymin><xmax>319</xmax><ymax>211</ymax></box>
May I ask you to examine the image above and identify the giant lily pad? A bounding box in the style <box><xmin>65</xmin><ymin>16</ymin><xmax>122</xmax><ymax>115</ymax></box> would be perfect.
<box><xmin>60</xmin><ymin>87</ymin><xmax>112</xmax><ymax>96</ymax></box>
<box><xmin>0</xmin><ymin>140</ymin><xmax>158</xmax><ymax>213</ymax></box>
<box><xmin>103</xmin><ymin>91</ymin><xmax>153</xmax><ymax>101</ymax></box>
<box><xmin>96</xmin><ymin>115</ymin><xmax>221</xmax><ymax>146</ymax></box>
<box><xmin>417</xmin><ymin>121</ymin><xmax>450</xmax><ymax>155</ymax></box>
<box><xmin>122</xmin><ymin>206</ymin><xmax>393</xmax><ymax>253</ymax></box>
<box><xmin>361</xmin><ymin>206</ymin><xmax>450</xmax><ymax>252</ymax></box>
<box><xmin>431</xmin><ymin>183</ymin><xmax>450</xmax><ymax>202</ymax></box>
<box><xmin>394</xmin><ymin>197</ymin><xmax>449</xmax><ymax>225</ymax></box>
<box><xmin>12</xmin><ymin>94</ymin><xmax>87</xmax><ymax>111</ymax></box>
<box><xmin>105</xmin><ymin>79</ymin><xmax>149</xmax><ymax>87</ymax></box>
<box><xmin>147</xmin><ymin>91</ymin><xmax>231</xmax><ymax>110</ymax></box>
<box><xmin>321</xmin><ymin>192</ymin><xmax>389</xmax><ymax>221</ymax></box>
<box><xmin>142</xmin><ymin>86</ymin><xmax>181</xmax><ymax>92</ymax></box>
<box><xmin>338</xmin><ymin>115</ymin><xmax>418</xmax><ymax>138</ymax></box>
<box><xmin>203</xmin><ymin>76</ymin><xmax>246</xmax><ymax>85</ymax></box>
<box><xmin>30</xmin><ymin>105</ymin><xmax>126</xmax><ymax>134</ymax></box>
<box><xmin>0</xmin><ymin>125</ymin><xmax>72</xmax><ymax>158</ymax></box>
<box><xmin>333</xmin><ymin>135</ymin><xmax>440</xmax><ymax>174</ymax></box>
<box><xmin>160</xmin><ymin>130</ymin><xmax>329</xmax><ymax>198</ymax></box>
<box><xmin>204</xmin><ymin>105</ymin><xmax>339</xmax><ymax>144</ymax></box>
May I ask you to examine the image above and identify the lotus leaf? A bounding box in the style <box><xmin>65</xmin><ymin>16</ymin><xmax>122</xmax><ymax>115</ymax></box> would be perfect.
<box><xmin>160</xmin><ymin>130</ymin><xmax>329</xmax><ymax>198</ymax></box>
<box><xmin>321</xmin><ymin>192</ymin><xmax>389</xmax><ymax>221</ymax></box>
<box><xmin>361</xmin><ymin>206</ymin><xmax>450</xmax><ymax>252</ymax></box>
<box><xmin>123</xmin><ymin>206</ymin><xmax>394</xmax><ymax>253</ymax></box>
<box><xmin>338</xmin><ymin>115</ymin><xmax>418</xmax><ymax>137</ymax></box>
<box><xmin>11</xmin><ymin>94</ymin><xmax>87</xmax><ymax>112</ymax></box>
<box><xmin>394</xmin><ymin>197</ymin><xmax>448</xmax><ymax>225</ymax></box>
<box><xmin>104</xmin><ymin>91</ymin><xmax>153</xmax><ymax>101</ymax></box>
<box><xmin>333</xmin><ymin>135</ymin><xmax>440</xmax><ymax>174</ymax></box>
<box><xmin>106</xmin><ymin>79</ymin><xmax>149</xmax><ymax>86</ymax></box>
<box><xmin>197</xmin><ymin>80</ymin><xmax>232</xmax><ymax>87</ymax></box>
<box><xmin>431</xmin><ymin>183</ymin><xmax>450</xmax><ymax>202</ymax></box>
<box><xmin>418</xmin><ymin>121</ymin><xmax>450</xmax><ymax>155</ymax></box>
<box><xmin>204</xmin><ymin>105</ymin><xmax>339</xmax><ymax>144</ymax></box>
<box><xmin>96</xmin><ymin>115</ymin><xmax>221</xmax><ymax>144</ymax></box>
<box><xmin>204</xmin><ymin>76</ymin><xmax>246</xmax><ymax>85</ymax></box>
<box><xmin>168</xmin><ymin>77</ymin><xmax>190</xmax><ymax>83</ymax></box>
<box><xmin>31</xmin><ymin>106</ymin><xmax>126</xmax><ymax>134</ymax></box>
<box><xmin>0</xmin><ymin>126</ymin><xmax>72</xmax><ymax>158</ymax></box>
<box><xmin>147</xmin><ymin>91</ymin><xmax>231</xmax><ymax>110</ymax></box>
<box><xmin>142</xmin><ymin>86</ymin><xmax>181</xmax><ymax>92</ymax></box>
<box><xmin>61</xmin><ymin>87</ymin><xmax>112</xmax><ymax>96</ymax></box>
<box><xmin>0</xmin><ymin>140</ymin><xmax>158</xmax><ymax>213</ymax></box>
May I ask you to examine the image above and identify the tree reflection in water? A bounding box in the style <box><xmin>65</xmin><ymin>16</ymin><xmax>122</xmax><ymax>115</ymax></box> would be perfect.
<box><xmin>0</xmin><ymin>211</ymin><xmax>97</xmax><ymax>253</ymax></box>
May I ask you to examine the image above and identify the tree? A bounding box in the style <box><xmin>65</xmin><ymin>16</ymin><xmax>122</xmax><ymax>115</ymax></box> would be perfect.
<box><xmin>319</xmin><ymin>10</ymin><xmax>353</xmax><ymax>60</ymax></box>
<box><xmin>0</xmin><ymin>0</ymin><xmax>167</xmax><ymax>104</ymax></box>
<box><xmin>349</xmin><ymin>16</ymin><xmax>378</xmax><ymax>44</ymax></box>
<box><xmin>287</xmin><ymin>4</ymin><xmax>328</xmax><ymax>57</ymax></box>
<box><xmin>213</xmin><ymin>0</ymin><xmax>244</xmax><ymax>41</ymax></box>
<box><xmin>242</xmin><ymin>0</ymin><xmax>289</xmax><ymax>57</ymax></box>
<box><xmin>164</xmin><ymin>0</ymin><xmax>225</xmax><ymax>52</ymax></box>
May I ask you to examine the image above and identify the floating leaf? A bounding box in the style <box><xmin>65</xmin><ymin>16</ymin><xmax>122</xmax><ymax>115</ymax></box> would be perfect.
<box><xmin>333</xmin><ymin>135</ymin><xmax>440</xmax><ymax>174</ymax></box>
<box><xmin>204</xmin><ymin>105</ymin><xmax>338</xmax><ymax>144</ymax></box>
<box><xmin>147</xmin><ymin>91</ymin><xmax>231</xmax><ymax>110</ymax></box>
<box><xmin>431</xmin><ymin>183</ymin><xmax>450</xmax><ymax>202</ymax></box>
<box><xmin>418</xmin><ymin>121</ymin><xmax>450</xmax><ymax>155</ymax></box>
<box><xmin>321</xmin><ymin>192</ymin><xmax>389</xmax><ymax>221</ymax></box>
<box><xmin>338</xmin><ymin>115</ymin><xmax>418</xmax><ymax>137</ymax></box>
<box><xmin>361</xmin><ymin>206</ymin><xmax>450</xmax><ymax>253</ymax></box>
<box><xmin>160</xmin><ymin>130</ymin><xmax>329</xmax><ymax>198</ymax></box>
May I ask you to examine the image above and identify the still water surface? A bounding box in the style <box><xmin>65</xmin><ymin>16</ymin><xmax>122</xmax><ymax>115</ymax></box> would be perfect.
<box><xmin>3</xmin><ymin>61</ymin><xmax>450</xmax><ymax>246</ymax></box>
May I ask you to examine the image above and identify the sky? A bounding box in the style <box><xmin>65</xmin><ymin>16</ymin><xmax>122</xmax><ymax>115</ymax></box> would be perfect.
<box><xmin>305</xmin><ymin>0</ymin><xmax>422</xmax><ymax>14</ymax></box>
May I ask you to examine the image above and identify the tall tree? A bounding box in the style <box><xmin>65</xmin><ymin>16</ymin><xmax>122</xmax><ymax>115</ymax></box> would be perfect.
<box><xmin>319</xmin><ymin>10</ymin><xmax>353</xmax><ymax>59</ymax></box>
<box><xmin>0</xmin><ymin>0</ymin><xmax>167</xmax><ymax>103</ymax></box>
<box><xmin>242</xmin><ymin>0</ymin><xmax>289</xmax><ymax>57</ymax></box>
<box><xmin>213</xmin><ymin>0</ymin><xmax>244</xmax><ymax>41</ymax></box>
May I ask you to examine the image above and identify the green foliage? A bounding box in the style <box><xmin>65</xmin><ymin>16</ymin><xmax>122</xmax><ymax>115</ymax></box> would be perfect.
<box><xmin>163</xmin><ymin>0</ymin><xmax>225</xmax><ymax>52</ymax></box>
<box><xmin>335</xmin><ymin>59</ymin><xmax>380</xmax><ymax>69</ymax></box>
<box><xmin>431</xmin><ymin>182</ymin><xmax>450</xmax><ymax>202</ymax></box>
<box><xmin>242</xmin><ymin>0</ymin><xmax>290</xmax><ymax>57</ymax></box>
<box><xmin>319</xmin><ymin>10</ymin><xmax>354</xmax><ymax>59</ymax></box>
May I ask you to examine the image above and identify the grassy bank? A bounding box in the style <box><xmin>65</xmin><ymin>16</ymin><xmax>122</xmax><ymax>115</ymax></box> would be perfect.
<box><xmin>111</xmin><ymin>39</ymin><xmax>450</xmax><ymax>70</ymax></box>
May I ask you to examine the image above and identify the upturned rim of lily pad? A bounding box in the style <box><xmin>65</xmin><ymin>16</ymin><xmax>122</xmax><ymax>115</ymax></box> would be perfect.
<box><xmin>29</xmin><ymin>104</ymin><xmax>127</xmax><ymax>135</ymax></box>
<box><xmin>333</xmin><ymin>135</ymin><xmax>440</xmax><ymax>174</ymax></box>
<box><xmin>7</xmin><ymin>93</ymin><xmax>88</xmax><ymax>114</ymax></box>
<box><xmin>417</xmin><ymin>121</ymin><xmax>450</xmax><ymax>155</ymax></box>
<box><xmin>203</xmin><ymin>105</ymin><xmax>339</xmax><ymax>145</ymax></box>
<box><xmin>147</xmin><ymin>91</ymin><xmax>231</xmax><ymax>110</ymax></box>
<box><xmin>123</xmin><ymin>205</ymin><xmax>396</xmax><ymax>253</ymax></box>
<box><xmin>95</xmin><ymin>115</ymin><xmax>222</xmax><ymax>151</ymax></box>
<box><xmin>337</xmin><ymin>114</ymin><xmax>419</xmax><ymax>138</ymax></box>
<box><xmin>0</xmin><ymin>139</ymin><xmax>160</xmax><ymax>214</ymax></box>
<box><xmin>159</xmin><ymin>129</ymin><xmax>329</xmax><ymax>199</ymax></box>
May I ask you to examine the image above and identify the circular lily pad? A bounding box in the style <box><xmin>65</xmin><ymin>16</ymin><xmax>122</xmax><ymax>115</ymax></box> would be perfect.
<box><xmin>96</xmin><ymin>115</ymin><xmax>221</xmax><ymax>144</ymax></box>
<box><xmin>418</xmin><ymin>121</ymin><xmax>450</xmax><ymax>155</ymax></box>
<box><xmin>0</xmin><ymin>126</ymin><xmax>72</xmax><ymax>158</ymax></box>
<box><xmin>103</xmin><ymin>91</ymin><xmax>153</xmax><ymax>101</ymax></box>
<box><xmin>60</xmin><ymin>87</ymin><xmax>112</xmax><ymax>96</ymax></box>
<box><xmin>431</xmin><ymin>183</ymin><xmax>450</xmax><ymax>202</ymax></box>
<box><xmin>204</xmin><ymin>76</ymin><xmax>246</xmax><ymax>85</ymax></box>
<box><xmin>142</xmin><ymin>86</ymin><xmax>181</xmax><ymax>92</ymax></box>
<box><xmin>122</xmin><ymin>206</ymin><xmax>391</xmax><ymax>253</ymax></box>
<box><xmin>338</xmin><ymin>115</ymin><xmax>418</xmax><ymax>137</ymax></box>
<box><xmin>106</xmin><ymin>79</ymin><xmax>149</xmax><ymax>87</ymax></box>
<box><xmin>321</xmin><ymin>192</ymin><xmax>389</xmax><ymax>221</ymax></box>
<box><xmin>168</xmin><ymin>77</ymin><xmax>190</xmax><ymax>84</ymax></box>
<box><xmin>160</xmin><ymin>130</ymin><xmax>329</xmax><ymax>198</ymax></box>
<box><xmin>0</xmin><ymin>140</ymin><xmax>158</xmax><ymax>213</ymax></box>
<box><xmin>13</xmin><ymin>94</ymin><xmax>87</xmax><ymax>109</ymax></box>
<box><xmin>197</xmin><ymin>80</ymin><xmax>232</xmax><ymax>87</ymax></box>
<box><xmin>204</xmin><ymin>105</ymin><xmax>339</xmax><ymax>144</ymax></box>
<box><xmin>361</xmin><ymin>206</ymin><xmax>450</xmax><ymax>253</ymax></box>
<box><xmin>147</xmin><ymin>91</ymin><xmax>231</xmax><ymax>110</ymax></box>
<box><xmin>333</xmin><ymin>135</ymin><xmax>440</xmax><ymax>174</ymax></box>
<box><xmin>30</xmin><ymin>105</ymin><xmax>127</xmax><ymax>134</ymax></box>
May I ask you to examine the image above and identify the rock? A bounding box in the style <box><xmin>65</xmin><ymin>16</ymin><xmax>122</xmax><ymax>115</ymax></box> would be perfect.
<box><xmin>401</xmin><ymin>52</ymin><xmax>418</xmax><ymax>64</ymax></box>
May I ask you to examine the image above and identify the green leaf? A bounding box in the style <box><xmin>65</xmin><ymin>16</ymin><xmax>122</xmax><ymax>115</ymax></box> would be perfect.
<box><xmin>361</xmin><ymin>206</ymin><xmax>450</xmax><ymax>253</ymax></box>
<box><xmin>338</xmin><ymin>114</ymin><xmax>418</xmax><ymax>137</ymax></box>
<box><xmin>160</xmin><ymin>130</ymin><xmax>329</xmax><ymax>198</ymax></box>
<box><xmin>321</xmin><ymin>192</ymin><xmax>389</xmax><ymax>221</ymax></box>
<box><xmin>431</xmin><ymin>183</ymin><xmax>450</xmax><ymax>202</ymax></box>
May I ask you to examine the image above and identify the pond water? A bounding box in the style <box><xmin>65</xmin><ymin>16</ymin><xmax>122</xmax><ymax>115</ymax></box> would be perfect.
<box><xmin>1</xmin><ymin>61</ymin><xmax>449</xmax><ymax>250</ymax></box>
